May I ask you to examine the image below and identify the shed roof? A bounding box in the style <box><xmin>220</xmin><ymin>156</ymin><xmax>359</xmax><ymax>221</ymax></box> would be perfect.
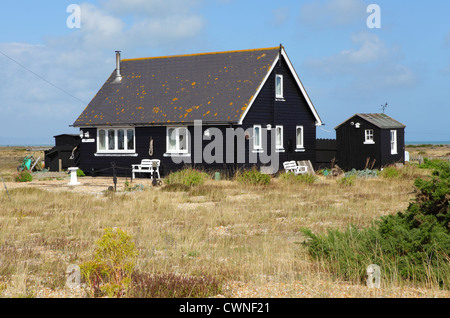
<box><xmin>73</xmin><ymin>46</ymin><xmax>322</xmax><ymax>127</ymax></box>
<box><xmin>335</xmin><ymin>113</ymin><xmax>406</xmax><ymax>130</ymax></box>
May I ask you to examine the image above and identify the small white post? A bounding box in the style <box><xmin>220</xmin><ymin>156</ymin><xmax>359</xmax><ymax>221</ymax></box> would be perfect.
<box><xmin>68</xmin><ymin>167</ymin><xmax>81</xmax><ymax>186</ymax></box>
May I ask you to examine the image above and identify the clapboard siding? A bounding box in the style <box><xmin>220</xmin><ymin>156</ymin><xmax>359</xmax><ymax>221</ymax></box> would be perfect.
<box><xmin>242</xmin><ymin>56</ymin><xmax>317</xmax><ymax>170</ymax></box>
<box><xmin>315</xmin><ymin>139</ymin><xmax>337</xmax><ymax>170</ymax></box>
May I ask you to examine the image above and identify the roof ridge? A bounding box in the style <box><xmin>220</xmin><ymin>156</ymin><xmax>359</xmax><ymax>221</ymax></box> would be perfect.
<box><xmin>122</xmin><ymin>46</ymin><xmax>281</xmax><ymax>62</ymax></box>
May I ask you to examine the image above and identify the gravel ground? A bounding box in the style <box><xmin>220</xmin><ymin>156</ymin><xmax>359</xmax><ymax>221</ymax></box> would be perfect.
<box><xmin>221</xmin><ymin>280</ymin><xmax>450</xmax><ymax>298</ymax></box>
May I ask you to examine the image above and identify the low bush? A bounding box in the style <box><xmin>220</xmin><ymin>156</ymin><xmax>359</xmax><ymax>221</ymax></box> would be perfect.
<box><xmin>279</xmin><ymin>172</ymin><xmax>317</xmax><ymax>184</ymax></box>
<box><xmin>76</xmin><ymin>169</ymin><xmax>85</xmax><ymax>177</ymax></box>
<box><xmin>165</xmin><ymin>168</ymin><xmax>210</xmax><ymax>187</ymax></box>
<box><xmin>337</xmin><ymin>175</ymin><xmax>356</xmax><ymax>186</ymax></box>
<box><xmin>235</xmin><ymin>167</ymin><xmax>271</xmax><ymax>186</ymax></box>
<box><xmin>379</xmin><ymin>166</ymin><xmax>400</xmax><ymax>179</ymax></box>
<box><xmin>80</xmin><ymin>228</ymin><xmax>139</xmax><ymax>297</ymax></box>
<box><xmin>301</xmin><ymin>162</ymin><xmax>450</xmax><ymax>289</ymax></box>
<box><xmin>419</xmin><ymin>158</ymin><xmax>450</xmax><ymax>172</ymax></box>
<box><xmin>14</xmin><ymin>171</ymin><xmax>33</xmax><ymax>182</ymax></box>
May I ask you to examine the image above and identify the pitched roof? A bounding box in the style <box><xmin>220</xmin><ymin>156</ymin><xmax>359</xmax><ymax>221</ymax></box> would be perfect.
<box><xmin>73</xmin><ymin>47</ymin><xmax>280</xmax><ymax>127</ymax></box>
<box><xmin>335</xmin><ymin>113</ymin><xmax>406</xmax><ymax>130</ymax></box>
<box><xmin>73</xmin><ymin>46</ymin><xmax>322</xmax><ymax>127</ymax></box>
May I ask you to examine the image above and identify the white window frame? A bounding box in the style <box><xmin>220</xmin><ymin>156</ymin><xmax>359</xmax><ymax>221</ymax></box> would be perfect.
<box><xmin>166</xmin><ymin>127</ymin><xmax>189</xmax><ymax>155</ymax></box>
<box><xmin>96</xmin><ymin>127</ymin><xmax>136</xmax><ymax>154</ymax></box>
<box><xmin>275</xmin><ymin>74</ymin><xmax>284</xmax><ymax>99</ymax></box>
<box><xmin>390</xmin><ymin>130</ymin><xmax>398</xmax><ymax>155</ymax></box>
<box><xmin>253</xmin><ymin>125</ymin><xmax>262</xmax><ymax>150</ymax></box>
<box><xmin>364</xmin><ymin>129</ymin><xmax>375</xmax><ymax>144</ymax></box>
<box><xmin>275</xmin><ymin>125</ymin><xmax>284</xmax><ymax>151</ymax></box>
<box><xmin>295</xmin><ymin>126</ymin><xmax>305</xmax><ymax>152</ymax></box>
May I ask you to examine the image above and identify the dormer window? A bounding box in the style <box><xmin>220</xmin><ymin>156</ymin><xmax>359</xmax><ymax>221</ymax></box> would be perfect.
<box><xmin>275</xmin><ymin>74</ymin><xmax>284</xmax><ymax>100</ymax></box>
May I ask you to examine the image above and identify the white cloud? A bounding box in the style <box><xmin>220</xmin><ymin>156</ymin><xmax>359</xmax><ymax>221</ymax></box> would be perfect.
<box><xmin>341</xmin><ymin>33</ymin><xmax>389</xmax><ymax>64</ymax></box>
<box><xmin>299</xmin><ymin>0</ymin><xmax>366</xmax><ymax>28</ymax></box>
<box><xmin>304</xmin><ymin>33</ymin><xmax>390</xmax><ymax>74</ymax></box>
<box><xmin>68</xmin><ymin>1</ymin><xmax>206</xmax><ymax>51</ymax></box>
<box><xmin>303</xmin><ymin>32</ymin><xmax>417</xmax><ymax>93</ymax></box>
<box><xmin>78</xmin><ymin>3</ymin><xmax>126</xmax><ymax>49</ymax></box>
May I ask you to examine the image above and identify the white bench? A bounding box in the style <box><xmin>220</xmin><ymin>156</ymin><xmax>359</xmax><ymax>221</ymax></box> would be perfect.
<box><xmin>283</xmin><ymin>161</ymin><xmax>308</xmax><ymax>175</ymax></box>
<box><xmin>132</xmin><ymin>159</ymin><xmax>160</xmax><ymax>180</ymax></box>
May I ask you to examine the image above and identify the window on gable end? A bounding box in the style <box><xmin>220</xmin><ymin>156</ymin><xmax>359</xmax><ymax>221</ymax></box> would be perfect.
<box><xmin>390</xmin><ymin>130</ymin><xmax>398</xmax><ymax>155</ymax></box>
<box><xmin>275</xmin><ymin>74</ymin><xmax>284</xmax><ymax>99</ymax></box>
<box><xmin>364</xmin><ymin>129</ymin><xmax>375</xmax><ymax>144</ymax></box>
<box><xmin>253</xmin><ymin>125</ymin><xmax>262</xmax><ymax>150</ymax></box>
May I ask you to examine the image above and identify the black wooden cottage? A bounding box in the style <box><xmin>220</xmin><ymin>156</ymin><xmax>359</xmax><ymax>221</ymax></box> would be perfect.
<box><xmin>334</xmin><ymin>113</ymin><xmax>406</xmax><ymax>171</ymax></box>
<box><xmin>72</xmin><ymin>46</ymin><xmax>323</xmax><ymax>177</ymax></box>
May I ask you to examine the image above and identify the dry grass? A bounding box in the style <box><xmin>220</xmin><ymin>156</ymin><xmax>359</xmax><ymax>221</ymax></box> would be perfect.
<box><xmin>0</xmin><ymin>146</ymin><xmax>448</xmax><ymax>298</ymax></box>
<box><xmin>406</xmin><ymin>144</ymin><xmax>450</xmax><ymax>159</ymax></box>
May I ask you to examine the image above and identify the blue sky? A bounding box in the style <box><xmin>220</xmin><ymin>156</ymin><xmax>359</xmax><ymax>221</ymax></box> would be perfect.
<box><xmin>0</xmin><ymin>0</ymin><xmax>449</xmax><ymax>145</ymax></box>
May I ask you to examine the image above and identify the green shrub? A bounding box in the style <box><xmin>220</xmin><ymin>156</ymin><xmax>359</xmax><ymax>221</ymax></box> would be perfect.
<box><xmin>76</xmin><ymin>169</ymin><xmax>85</xmax><ymax>177</ymax></box>
<box><xmin>380</xmin><ymin>166</ymin><xmax>400</xmax><ymax>179</ymax></box>
<box><xmin>235</xmin><ymin>167</ymin><xmax>271</xmax><ymax>186</ymax></box>
<box><xmin>301</xmin><ymin>163</ymin><xmax>450</xmax><ymax>289</ymax></box>
<box><xmin>419</xmin><ymin>158</ymin><xmax>450</xmax><ymax>172</ymax></box>
<box><xmin>337</xmin><ymin>175</ymin><xmax>356</xmax><ymax>186</ymax></box>
<box><xmin>14</xmin><ymin>171</ymin><xmax>33</xmax><ymax>183</ymax></box>
<box><xmin>280</xmin><ymin>172</ymin><xmax>317</xmax><ymax>184</ymax></box>
<box><xmin>165</xmin><ymin>168</ymin><xmax>210</xmax><ymax>187</ymax></box>
<box><xmin>80</xmin><ymin>228</ymin><xmax>139</xmax><ymax>297</ymax></box>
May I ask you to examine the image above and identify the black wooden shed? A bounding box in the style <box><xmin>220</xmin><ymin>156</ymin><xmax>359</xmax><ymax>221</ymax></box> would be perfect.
<box><xmin>335</xmin><ymin>113</ymin><xmax>406</xmax><ymax>171</ymax></box>
<box><xmin>44</xmin><ymin>134</ymin><xmax>81</xmax><ymax>172</ymax></box>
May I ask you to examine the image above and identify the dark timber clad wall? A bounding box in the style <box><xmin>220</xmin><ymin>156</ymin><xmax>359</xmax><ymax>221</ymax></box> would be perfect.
<box><xmin>336</xmin><ymin>117</ymin><xmax>380</xmax><ymax>171</ymax></box>
<box><xmin>242</xmin><ymin>57</ymin><xmax>317</xmax><ymax>169</ymax></box>
<box><xmin>79</xmin><ymin>125</ymin><xmax>238</xmax><ymax>177</ymax></box>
